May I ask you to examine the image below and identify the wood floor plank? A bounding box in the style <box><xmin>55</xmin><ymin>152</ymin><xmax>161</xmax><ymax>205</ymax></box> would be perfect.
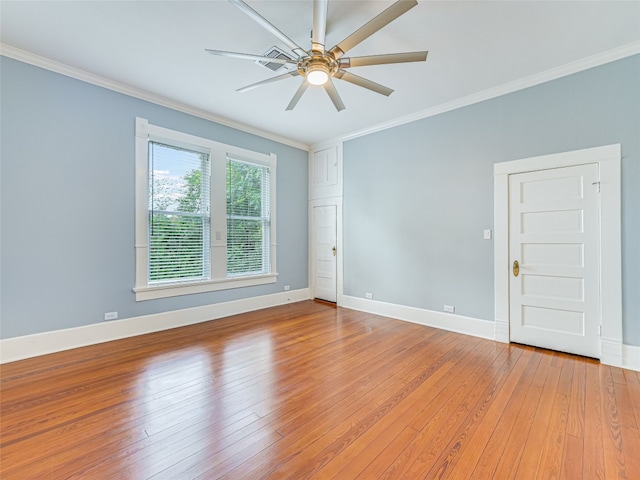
<box><xmin>560</xmin><ymin>433</ymin><xmax>584</xmax><ymax>480</ymax></box>
<box><xmin>488</xmin><ymin>348</ymin><xmax>553</xmax><ymax>479</ymax></box>
<box><xmin>567</xmin><ymin>357</ymin><xmax>587</xmax><ymax>438</ymax></box>
<box><xmin>532</xmin><ymin>354</ymin><xmax>575</xmax><ymax>479</ymax></box>
<box><xmin>398</xmin><ymin>345</ymin><xmax>520</xmax><ymax>479</ymax></box>
<box><xmin>221</xmin><ymin>334</ymin><xmax>479</xmax><ymax>480</ymax></box>
<box><xmin>379</xmin><ymin>346</ymin><xmax>532</xmax><ymax>480</ymax></box>
<box><xmin>316</xmin><ymin>341</ymin><xmax>507</xmax><ymax>480</ymax></box>
<box><xmin>582</xmin><ymin>358</ymin><xmax>606</xmax><ymax>479</ymax></box>
<box><xmin>297</xmin><ymin>338</ymin><xmax>500</xmax><ymax>479</ymax></box>
<box><xmin>428</xmin><ymin>347</ymin><xmax>542</xmax><ymax>480</ymax></box>
<box><xmin>513</xmin><ymin>354</ymin><xmax>563</xmax><ymax>478</ymax></box>
<box><xmin>1</xmin><ymin>300</ymin><xmax>639</xmax><ymax>480</ymax></box>
<box><xmin>623</xmin><ymin>368</ymin><xmax>640</xmax><ymax>432</ymax></box>
<box><xmin>613</xmin><ymin>375</ymin><xmax>640</xmax><ymax>477</ymax></box>
<box><xmin>601</xmin><ymin>366</ymin><xmax>628</xmax><ymax>478</ymax></box>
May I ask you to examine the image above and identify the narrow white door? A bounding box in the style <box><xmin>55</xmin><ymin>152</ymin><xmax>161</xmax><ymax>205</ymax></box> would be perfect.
<box><xmin>313</xmin><ymin>205</ymin><xmax>337</xmax><ymax>302</ymax></box>
<box><xmin>509</xmin><ymin>163</ymin><xmax>600</xmax><ymax>358</ymax></box>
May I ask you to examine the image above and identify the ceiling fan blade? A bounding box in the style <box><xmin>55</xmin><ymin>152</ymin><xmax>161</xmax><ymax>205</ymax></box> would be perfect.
<box><xmin>334</xmin><ymin>70</ymin><xmax>394</xmax><ymax>96</ymax></box>
<box><xmin>339</xmin><ymin>51</ymin><xmax>428</xmax><ymax>68</ymax></box>
<box><xmin>286</xmin><ymin>81</ymin><xmax>309</xmax><ymax>110</ymax></box>
<box><xmin>228</xmin><ymin>0</ymin><xmax>307</xmax><ymax>57</ymax></box>
<box><xmin>205</xmin><ymin>49</ymin><xmax>297</xmax><ymax>65</ymax></box>
<box><xmin>329</xmin><ymin>0</ymin><xmax>418</xmax><ymax>59</ymax></box>
<box><xmin>323</xmin><ymin>79</ymin><xmax>346</xmax><ymax>111</ymax></box>
<box><xmin>237</xmin><ymin>71</ymin><xmax>300</xmax><ymax>93</ymax></box>
<box><xmin>312</xmin><ymin>0</ymin><xmax>329</xmax><ymax>53</ymax></box>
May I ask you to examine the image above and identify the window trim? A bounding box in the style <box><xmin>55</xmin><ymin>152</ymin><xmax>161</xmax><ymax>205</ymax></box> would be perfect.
<box><xmin>134</xmin><ymin>117</ymin><xmax>277</xmax><ymax>301</ymax></box>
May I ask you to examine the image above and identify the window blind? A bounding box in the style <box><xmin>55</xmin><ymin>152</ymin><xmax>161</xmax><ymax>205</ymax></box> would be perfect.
<box><xmin>148</xmin><ymin>142</ymin><xmax>210</xmax><ymax>283</ymax></box>
<box><xmin>226</xmin><ymin>158</ymin><xmax>270</xmax><ymax>276</ymax></box>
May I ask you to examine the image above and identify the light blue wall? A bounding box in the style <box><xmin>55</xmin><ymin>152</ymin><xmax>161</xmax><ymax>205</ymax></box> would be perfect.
<box><xmin>344</xmin><ymin>54</ymin><xmax>640</xmax><ymax>347</ymax></box>
<box><xmin>0</xmin><ymin>57</ymin><xmax>308</xmax><ymax>339</ymax></box>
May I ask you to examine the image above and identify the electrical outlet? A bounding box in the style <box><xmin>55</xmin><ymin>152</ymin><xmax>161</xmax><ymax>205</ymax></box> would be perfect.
<box><xmin>104</xmin><ymin>311</ymin><xmax>118</xmax><ymax>321</ymax></box>
<box><xmin>365</xmin><ymin>292</ymin><xmax>373</xmax><ymax>300</ymax></box>
<box><xmin>483</xmin><ymin>229</ymin><xmax>492</xmax><ymax>240</ymax></box>
<box><xmin>444</xmin><ymin>305</ymin><xmax>455</xmax><ymax>313</ymax></box>
<box><xmin>283</xmin><ymin>285</ymin><xmax>290</xmax><ymax>291</ymax></box>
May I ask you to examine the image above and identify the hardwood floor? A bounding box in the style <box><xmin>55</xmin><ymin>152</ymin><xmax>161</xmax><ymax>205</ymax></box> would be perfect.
<box><xmin>1</xmin><ymin>300</ymin><xmax>639</xmax><ymax>479</ymax></box>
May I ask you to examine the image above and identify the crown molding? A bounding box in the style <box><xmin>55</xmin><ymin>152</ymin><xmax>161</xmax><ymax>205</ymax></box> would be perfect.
<box><xmin>0</xmin><ymin>43</ymin><xmax>310</xmax><ymax>152</ymax></box>
<box><xmin>3</xmin><ymin>41</ymin><xmax>637</xmax><ymax>153</ymax></box>
<box><xmin>330</xmin><ymin>41</ymin><xmax>640</xmax><ymax>147</ymax></box>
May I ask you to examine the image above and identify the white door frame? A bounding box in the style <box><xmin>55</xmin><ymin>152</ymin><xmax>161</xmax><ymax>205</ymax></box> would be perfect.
<box><xmin>494</xmin><ymin>144</ymin><xmax>622</xmax><ymax>366</ymax></box>
<box><xmin>308</xmin><ymin>196</ymin><xmax>343</xmax><ymax>304</ymax></box>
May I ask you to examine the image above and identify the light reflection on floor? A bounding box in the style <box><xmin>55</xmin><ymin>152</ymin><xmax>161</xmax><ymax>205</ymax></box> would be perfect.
<box><xmin>126</xmin><ymin>331</ymin><xmax>274</xmax><ymax>476</ymax></box>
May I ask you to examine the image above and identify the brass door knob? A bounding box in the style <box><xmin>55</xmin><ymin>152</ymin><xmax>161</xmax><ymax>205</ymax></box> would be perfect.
<box><xmin>332</xmin><ymin>246</ymin><xmax>337</xmax><ymax>256</ymax></box>
<box><xmin>513</xmin><ymin>260</ymin><xmax>520</xmax><ymax>277</ymax></box>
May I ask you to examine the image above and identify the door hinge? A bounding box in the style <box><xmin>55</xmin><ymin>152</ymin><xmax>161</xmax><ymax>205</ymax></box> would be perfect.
<box><xmin>599</xmin><ymin>325</ymin><xmax>602</xmax><ymax>336</ymax></box>
<box><xmin>592</xmin><ymin>181</ymin><xmax>601</xmax><ymax>193</ymax></box>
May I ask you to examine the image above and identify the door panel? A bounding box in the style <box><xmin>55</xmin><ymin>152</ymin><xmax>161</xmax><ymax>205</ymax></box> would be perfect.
<box><xmin>313</xmin><ymin>205</ymin><xmax>337</xmax><ymax>302</ymax></box>
<box><xmin>509</xmin><ymin>164</ymin><xmax>600</xmax><ymax>358</ymax></box>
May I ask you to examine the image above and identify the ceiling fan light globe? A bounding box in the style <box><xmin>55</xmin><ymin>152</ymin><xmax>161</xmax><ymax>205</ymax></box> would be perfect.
<box><xmin>306</xmin><ymin>66</ymin><xmax>330</xmax><ymax>86</ymax></box>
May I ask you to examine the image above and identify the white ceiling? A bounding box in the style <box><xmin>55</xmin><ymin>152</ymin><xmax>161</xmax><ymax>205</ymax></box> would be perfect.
<box><xmin>2</xmin><ymin>1</ymin><xmax>639</xmax><ymax>146</ymax></box>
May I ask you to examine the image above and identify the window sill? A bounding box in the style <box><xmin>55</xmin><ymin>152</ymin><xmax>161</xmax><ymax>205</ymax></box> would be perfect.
<box><xmin>133</xmin><ymin>273</ymin><xmax>278</xmax><ymax>301</ymax></box>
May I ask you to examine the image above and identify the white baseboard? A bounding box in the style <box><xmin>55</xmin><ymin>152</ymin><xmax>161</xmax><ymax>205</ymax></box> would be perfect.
<box><xmin>341</xmin><ymin>295</ymin><xmax>640</xmax><ymax>372</ymax></box>
<box><xmin>0</xmin><ymin>288</ymin><xmax>310</xmax><ymax>364</ymax></box>
<box><xmin>340</xmin><ymin>295</ymin><xmax>494</xmax><ymax>340</ymax></box>
<box><xmin>601</xmin><ymin>337</ymin><xmax>624</xmax><ymax>369</ymax></box>
<box><xmin>494</xmin><ymin>319</ymin><xmax>510</xmax><ymax>343</ymax></box>
<box><xmin>623</xmin><ymin>344</ymin><xmax>640</xmax><ymax>372</ymax></box>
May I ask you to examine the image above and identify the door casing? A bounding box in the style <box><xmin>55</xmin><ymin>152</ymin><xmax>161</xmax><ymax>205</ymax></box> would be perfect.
<box><xmin>494</xmin><ymin>144</ymin><xmax>622</xmax><ymax>365</ymax></box>
<box><xmin>309</xmin><ymin>197</ymin><xmax>343</xmax><ymax>304</ymax></box>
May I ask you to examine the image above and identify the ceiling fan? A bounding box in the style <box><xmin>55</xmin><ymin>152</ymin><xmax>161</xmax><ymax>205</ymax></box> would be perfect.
<box><xmin>205</xmin><ymin>0</ymin><xmax>428</xmax><ymax>111</ymax></box>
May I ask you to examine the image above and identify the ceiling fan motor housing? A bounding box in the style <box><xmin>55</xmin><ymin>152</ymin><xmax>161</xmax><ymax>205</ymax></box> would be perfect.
<box><xmin>299</xmin><ymin>53</ymin><xmax>339</xmax><ymax>85</ymax></box>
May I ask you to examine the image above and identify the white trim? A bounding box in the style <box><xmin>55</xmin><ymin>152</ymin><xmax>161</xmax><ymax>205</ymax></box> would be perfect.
<box><xmin>0</xmin><ymin>43</ymin><xmax>309</xmax><ymax>151</ymax></box>
<box><xmin>340</xmin><ymin>295</ymin><xmax>494</xmax><ymax>340</ymax></box>
<box><xmin>308</xmin><ymin>143</ymin><xmax>344</xmax><ymax>200</ymax></box>
<box><xmin>602</xmin><ymin>337</ymin><xmax>624</xmax><ymax>369</ymax></box>
<box><xmin>4</xmin><ymin>42</ymin><xmax>637</xmax><ymax>151</ymax></box>
<box><xmin>309</xmin><ymin>197</ymin><xmax>343</xmax><ymax>303</ymax></box>
<box><xmin>494</xmin><ymin>320</ymin><xmax>510</xmax><ymax>344</ymax></box>
<box><xmin>622</xmin><ymin>344</ymin><xmax>640</xmax><ymax>372</ymax></box>
<box><xmin>135</xmin><ymin>118</ymin><xmax>278</xmax><ymax>301</ymax></box>
<box><xmin>133</xmin><ymin>274</ymin><xmax>278</xmax><ymax>301</ymax></box>
<box><xmin>307</xmin><ymin>140</ymin><xmax>344</xmax><ymax>303</ymax></box>
<box><xmin>0</xmin><ymin>288</ymin><xmax>309</xmax><ymax>364</ymax></box>
<box><xmin>494</xmin><ymin>144</ymin><xmax>623</xmax><ymax>367</ymax></box>
<box><xmin>340</xmin><ymin>295</ymin><xmax>639</xmax><ymax>371</ymax></box>
<box><xmin>330</xmin><ymin>43</ymin><xmax>640</xmax><ymax>145</ymax></box>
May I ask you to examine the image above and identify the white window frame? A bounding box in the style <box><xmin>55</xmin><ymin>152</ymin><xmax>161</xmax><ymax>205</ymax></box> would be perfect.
<box><xmin>134</xmin><ymin>118</ymin><xmax>277</xmax><ymax>301</ymax></box>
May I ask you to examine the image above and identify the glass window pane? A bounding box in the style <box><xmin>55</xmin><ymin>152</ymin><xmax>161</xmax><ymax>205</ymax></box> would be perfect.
<box><xmin>149</xmin><ymin>142</ymin><xmax>210</xmax><ymax>283</ymax></box>
<box><xmin>226</xmin><ymin>158</ymin><xmax>270</xmax><ymax>277</ymax></box>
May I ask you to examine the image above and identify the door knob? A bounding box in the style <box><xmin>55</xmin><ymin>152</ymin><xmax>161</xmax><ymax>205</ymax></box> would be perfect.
<box><xmin>513</xmin><ymin>260</ymin><xmax>520</xmax><ymax>277</ymax></box>
<box><xmin>332</xmin><ymin>246</ymin><xmax>337</xmax><ymax>256</ymax></box>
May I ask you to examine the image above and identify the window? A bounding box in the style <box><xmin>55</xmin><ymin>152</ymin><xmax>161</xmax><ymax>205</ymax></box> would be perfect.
<box><xmin>134</xmin><ymin>118</ymin><xmax>277</xmax><ymax>301</ymax></box>
<box><xmin>226</xmin><ymin>158</ymin><xmax>271</xmax><ymax>276</ymax></box>
<box><xmin>149</xmin><ymin>142</ymin><xmax>210</xmax><ymax>284</ymax></box>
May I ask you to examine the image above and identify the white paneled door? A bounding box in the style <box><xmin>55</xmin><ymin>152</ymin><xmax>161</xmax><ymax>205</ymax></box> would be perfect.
<box><xmin>313</xmin><ymin>205</ymin><xmax>337</xmax><ymax>302</ymax></box>
<box><xmin>509</xmin><ymin>164</ymin><xmax>600</xmax><ymax>358</ymax></box>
